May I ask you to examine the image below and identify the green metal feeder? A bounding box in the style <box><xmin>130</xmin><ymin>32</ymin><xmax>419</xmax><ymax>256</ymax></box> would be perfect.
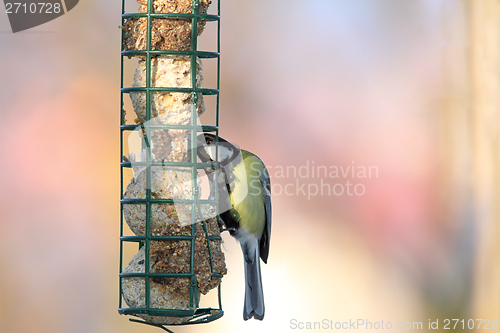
<box><xmin>119</xmin><ymin>0</ymin><xmax>223</xmax><ymax>331</ymax></box>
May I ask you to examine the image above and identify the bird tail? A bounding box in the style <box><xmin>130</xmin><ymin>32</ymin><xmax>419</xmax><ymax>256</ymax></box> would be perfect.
<box><xmin>241</xmin><ymin>241</ymin><xmax>265</xmax><ymax>320</ymax></box>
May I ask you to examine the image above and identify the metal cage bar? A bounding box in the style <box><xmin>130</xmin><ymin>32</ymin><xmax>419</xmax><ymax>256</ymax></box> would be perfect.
<box><xmin>119</xmin><ymin>0</ymin><xmax>223</xmax><ymax>329</ymax></box>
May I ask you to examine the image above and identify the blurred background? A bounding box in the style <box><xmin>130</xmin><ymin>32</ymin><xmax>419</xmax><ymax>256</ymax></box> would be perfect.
<box><xmin>0</xmin><ymin>0</ymin><xmax>499</xmax><ymax>332</ymax></box>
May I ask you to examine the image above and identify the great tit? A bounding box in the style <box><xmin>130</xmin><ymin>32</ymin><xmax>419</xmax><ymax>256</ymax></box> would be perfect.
<box><xmin>196</xmin><ymin>133</ymin><xmax>271</xmax><ymax>320</ymax></box>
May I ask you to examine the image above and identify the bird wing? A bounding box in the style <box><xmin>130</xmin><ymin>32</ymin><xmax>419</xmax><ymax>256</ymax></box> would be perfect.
<box><xmin>259</xmin><ymin>164</ymin><xmax>271</xmax><ymax>264</ymax></box>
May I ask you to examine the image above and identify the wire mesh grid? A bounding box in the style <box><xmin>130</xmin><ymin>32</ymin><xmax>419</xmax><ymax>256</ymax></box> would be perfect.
<box><xmin>118</xmin><ymin>0</ymin><xmax>223</xmax><ymax>330</ymax></box>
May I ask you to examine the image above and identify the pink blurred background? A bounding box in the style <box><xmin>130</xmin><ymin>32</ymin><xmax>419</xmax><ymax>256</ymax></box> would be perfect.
<box><xmin>1</xmin><ymin>0</ymin><xmax>499</xmax><ymax>332</ymax></box>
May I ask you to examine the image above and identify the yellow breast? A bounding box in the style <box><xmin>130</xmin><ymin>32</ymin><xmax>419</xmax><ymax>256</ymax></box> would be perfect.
<box><xmin>230</xmin><ymin>151</ymin><xmax>266</xmax><ymax>237</ymax></box>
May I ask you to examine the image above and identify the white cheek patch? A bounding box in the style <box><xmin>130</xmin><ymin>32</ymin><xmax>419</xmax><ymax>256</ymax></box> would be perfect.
<box><xmin>204</xmin><ymin>145</ymin><xmax>233</xmax><ymax>163</ymax></box>
<box><xmin>218</xmin><ymin>147</ymin><xmax>233</xmax><ymax>162</ymax></box>
<box><xmin>206</xmin><ymin>146</ymin><xmax>217</xmax><ymax>161</ymax></box>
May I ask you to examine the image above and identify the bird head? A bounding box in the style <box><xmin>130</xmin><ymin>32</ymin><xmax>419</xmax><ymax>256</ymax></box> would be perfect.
<box><xmin>196</xmin><ymin>133</ymin><xmax>241</xmax><ymax>167</ymax></box>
